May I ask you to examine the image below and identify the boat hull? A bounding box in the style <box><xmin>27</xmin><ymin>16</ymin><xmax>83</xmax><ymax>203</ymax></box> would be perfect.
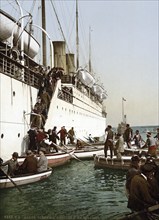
<box><xmin>70</xmin><ymin>146</ymin><xmax>104</xmax><ymax>159</ymax></box>
<box><xmin>18</xmin><ymin>151</ymin><xmax>73</xmax><ymax>168</ymax></box>
<box><xmin>0</xmin><ymin>168</ymin><xmax>52</xmax><ymax>189</ymax></box>
<box><xmin>94</xmin><ymin>155</ymin><xmax>159</xmax><ymax>170</ymax></box>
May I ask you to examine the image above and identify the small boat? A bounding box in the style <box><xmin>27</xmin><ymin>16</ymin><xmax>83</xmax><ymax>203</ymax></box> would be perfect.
<box><xmin>74</xmin><ymin>146</ymin><xmax>104</xmax><ymax>159</ymax></box>
<box><xmin>18</xmin><ymin>151</ymin><xmax>74</xmax><ymax>168</ymax></box>
<box><xmin>0</xmin><ymin>168</ymin><xmax>52</xmax><ymax>189</ymax></box>
<box><xmin>0</xmin><ymin>9</ymin><xmax>40</xmax><ymax>58</ymax></box>
<box><xmin>118</xmin><ymin>204</ymin><xmax>159</xmax><ymax>220</ymax></box>
<box><xmin>94</xmin><ymin>155</ymin><xmax>159</xmax><ymax>170</ymax></box>
<box><xmin>124</xmin><ymin>147</ymin><xmax>148</xmax><ymax>157</ymax></box>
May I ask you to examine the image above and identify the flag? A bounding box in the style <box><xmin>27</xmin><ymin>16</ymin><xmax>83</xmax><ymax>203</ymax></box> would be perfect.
<box><xmin>122</xmin><ymin>97</ymin><xmax>126</xmax><ymax>101</ymax></box>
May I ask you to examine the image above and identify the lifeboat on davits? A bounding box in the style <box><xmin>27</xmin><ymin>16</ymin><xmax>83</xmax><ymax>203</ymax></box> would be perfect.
<box><xmin>100</xmin><ymin>92</ymin><xmax>107</xmax><ymax>100</ymax></box>
<box><xmin>92</xmin><ymin>84</ymin><xmax>104</xmax><ymax>96</ymax></box>
<box><xmin>0</xmin><ymin>9</ymin><xmax>40</xmax><ymax>58</ymax></box>
<box><xmin>77</xmin><ymin>68</ymin><xmax>95</xmax><ymax>88</ymax></box>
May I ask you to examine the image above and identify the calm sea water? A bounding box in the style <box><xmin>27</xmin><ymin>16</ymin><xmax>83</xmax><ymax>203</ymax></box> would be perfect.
<box><xmin>0</xmin><ymin>125</ymin><xmax>158</xmax><ymax>220</ymax></box>
<box><xmin>0</xmin><ymin>160</ymin><xmax>129</xmax><ymax>220</ymax></box>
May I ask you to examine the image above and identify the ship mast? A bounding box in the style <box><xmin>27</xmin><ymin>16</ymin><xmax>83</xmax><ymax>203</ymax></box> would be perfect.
<box><xmin>41</xmin><ymin>0</ymin><xmax>47</xmax><ymax>66</ymax></box>
<box><xmin>89</xmin><ymin>26</ymin><xmax>92</xmax><ymax>73</ymax></box>
<box><xmin>76</xmin><ymin>0</ymin><xmax>79</xmax><ymax>70</ymax></box>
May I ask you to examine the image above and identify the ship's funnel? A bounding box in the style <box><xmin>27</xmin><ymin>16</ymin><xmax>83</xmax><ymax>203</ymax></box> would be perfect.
<box><xmin>53</xmin><ymin>41</ymin><xmax>66</xmax><ymax>72</ymax></box>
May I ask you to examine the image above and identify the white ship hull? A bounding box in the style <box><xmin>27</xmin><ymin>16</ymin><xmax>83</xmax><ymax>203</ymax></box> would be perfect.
<box><xmin>0</xmin><ymin>71</ymin><xmax>106</xmax><ymax>160</ymax></box>
<box><xmin>0</xmin><ymin>5</ymin><xmax>107</xmax><ymax>161</ymax></box>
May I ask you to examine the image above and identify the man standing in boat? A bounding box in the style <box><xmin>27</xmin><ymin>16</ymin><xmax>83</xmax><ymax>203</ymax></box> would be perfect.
<box><xmin>143</xmin><ymin>132</ymin><xmax>157</xmax><ymax>158</ymax></box>
<box><xmin>57</xmin><ymin>126</ymin><xmax>68</xmax><ymax>146</ymax></box>
<box><xmin>123</xmin><ymin>124</ymin><xmax>133</xmax><ymax>149</ymax></box>
<box><xmin>133</xmin><ymin>130</ymin><xmax>143</xmax><ymax>148</ymax></box>
<box><xmin>104</xmin><ymin>125</ymin><xmax>114</xmax><ymax>159</ymax></box>
<box><xmin>67</xmin><ymin>127</ymin><xmax>75</xmax><ymax>144</ymax></box>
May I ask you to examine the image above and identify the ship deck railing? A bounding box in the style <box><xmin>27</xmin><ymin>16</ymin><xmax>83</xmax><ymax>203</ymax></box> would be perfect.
<box><xmin>0</xmin><ymin>52</ymin><xmax>40</xmax><ymax>88</ymax></box>
<box><xmin>61</xmin><ymin>74</ymin><xmax>104</xmax><ymax>106</ymax></box>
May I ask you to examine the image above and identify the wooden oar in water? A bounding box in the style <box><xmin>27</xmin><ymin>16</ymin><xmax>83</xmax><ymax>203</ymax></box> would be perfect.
<box><xmin>118</xmin><ymin>204</ymin><xmax>159</xmax><ymax>220</ymax></box>
<box><xmin>0</xmin><ymin>167</ymin><xmax>22</xmax><ymax>193</ymax></box>
<box><xmin>53</xmin><ymin>143</ymin><xmax>90</xmax><ymax>166</ymax></box>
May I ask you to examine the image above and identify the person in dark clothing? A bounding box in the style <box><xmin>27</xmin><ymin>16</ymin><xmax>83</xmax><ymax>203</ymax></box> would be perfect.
<box><xmin>145</xmin><ymin>156</ymin><xmax>159</xmax><ymax>202</ymax></box>
<box><xmin>19</xmin><ymin>150</ymin><xmax>37</xmax><ymax>174</ymax></box>
<box><xmin>123</xmin><ymin>124</ymin><xmax>133</xmax><ymax>149</ymax></box>
<box><xmin>47</xmin><ymin>127</ymin><xmax>59</xmax><ymax>152</ymax></box>
<box><xmin>127</xmin><ymin>164</ymin><xmax>158</xmax><ymax>214</ymax></box>
<box><xmin>76</xmin><ymin>139</ymin><xmax>83</xmax><ymax>149</ymax></box>
<box><xmin>154</xmin><ymin>128</ymin><xmax>159</xmax><ymax>140</ymax></box>
<box><xmin>125</xmin><ymin>155</ymin><xmax>141</xmax><ymax>196</ymax></box>
<box><xmin>27</xmin><ymin>126</ymin><xmax>37</xmax><ymax>151</ymax></box>
<box><xmin>133</xmin><ymin>130</ymin><xmax>143</xmax><ymax>148</ymax></box>
<box><xmin>104</xmin><ymin>125</ymin><xmax>114</xmax><ymax>158</ymax></box>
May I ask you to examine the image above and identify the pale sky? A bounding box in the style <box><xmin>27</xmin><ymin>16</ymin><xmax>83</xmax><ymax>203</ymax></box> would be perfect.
<box><xmin>2</xmin><ymin>0</ymin><xmax>159</xmax><ymax>127</ymax></box>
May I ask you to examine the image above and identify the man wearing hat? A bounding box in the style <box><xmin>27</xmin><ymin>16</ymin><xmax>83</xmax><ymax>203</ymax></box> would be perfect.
<box><xmin>143</xmin><ymin>132</ymin><xmax>157</xmax><ymax>157</ymax></box>
<box><xmin>1</xmin><ymin>152</ymin><xmax>19</xmax><ymax>176</ymax></box>
<box><xmin>37</xmin><ymin>147</ymin><xmax>48</xmax><ymax>172</ymax></box>
<box><xmin>127</xmin><ymin>163</ymin><xmax>158</xmax><ymax>214</ymax></box>
<box><xmin>126</xmin><ymin>155</ymin><xmax>141</xmax><ymax>195</ymax></box>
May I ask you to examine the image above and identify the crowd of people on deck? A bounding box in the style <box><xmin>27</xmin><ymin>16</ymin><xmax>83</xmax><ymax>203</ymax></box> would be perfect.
<box><xmin>125</xmin><ymin>154</ymin><xmax>159</xmax><ymax>219</ymax></box>
<box><xmin>30</xmin><ymin>67</ymin><xmax>64</xmax><ymax>129</ymax></box>
<box><xmin>104</xmin><ymin>124</ymin><xmax>159</xmax><ymax>159</ymax></box>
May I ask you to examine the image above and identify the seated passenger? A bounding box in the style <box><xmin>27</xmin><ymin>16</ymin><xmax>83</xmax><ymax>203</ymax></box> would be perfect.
<box><xmin>88</xmin><ymin>134</ymin><xmax>94</xmax><ymax>143</ymax></box>
<box><xmin>76</xmin><ymin>140</ymin><xmax>83</xmax><ymax>150</ymax></box>
<box><xmin>37</xmin><ymin>148</ymin><xmax>48</xmax><ymax>172</ymax></box>
<box><xmin>19</xmin><ymin>150</ymin><xmax>37</xmax><ymax>174</ymax></box>
<box><xmin>1</xmin><ymin>152</ymin><xmax>19</xmax><ymax>176</ymax></box>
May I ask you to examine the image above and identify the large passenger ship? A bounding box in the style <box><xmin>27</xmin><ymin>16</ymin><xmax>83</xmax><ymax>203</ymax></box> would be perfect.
<box><xmin>0</xmin><ymin>0</ymin><xmax>107</xmax><ymax>160</ymax></box>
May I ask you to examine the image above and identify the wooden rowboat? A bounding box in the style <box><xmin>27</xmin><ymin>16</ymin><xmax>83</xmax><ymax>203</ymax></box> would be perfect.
<box><xmin>124</xmin><ymin>148</ymin><xmax>148</xmax><ymax>156</ymax></box>
<box><xmin>18</xmin><ymin>151</ymin><xmax>74</xmax><ymax>168</ymax></box>
<box><xmin>0</xmin><ymin>168</ymin><xmax>52</xmax><ymax>189</ymax></box>
<box><xmin>65</xmin><ymin>146</ymin><xmax>104</xmax><ymax>159</ymax></box>
<box><xmin>94</xmin><ymin>155</ymin><xmax>159</xmax><ymax>170</ymax></box>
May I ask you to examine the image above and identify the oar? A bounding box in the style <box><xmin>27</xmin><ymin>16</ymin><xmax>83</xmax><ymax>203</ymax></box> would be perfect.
<box><xmin>118</xmin><ymin>204</ymin><xmax>159</xmax><ymax>220</ymax></box>
<box><xmin>77</xmin><ymin>137</ymin><xmax>92</xmax><ymax>146</ymax></box>
<box><xmin>53</xmin><ymin>143</ymin><xmax>89</xmax><ymax>166</ymax></box>
<box><xmin>0</xmin><ymin>167</ymin><xmax>22</xmax><ymax>193</ymax></box>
